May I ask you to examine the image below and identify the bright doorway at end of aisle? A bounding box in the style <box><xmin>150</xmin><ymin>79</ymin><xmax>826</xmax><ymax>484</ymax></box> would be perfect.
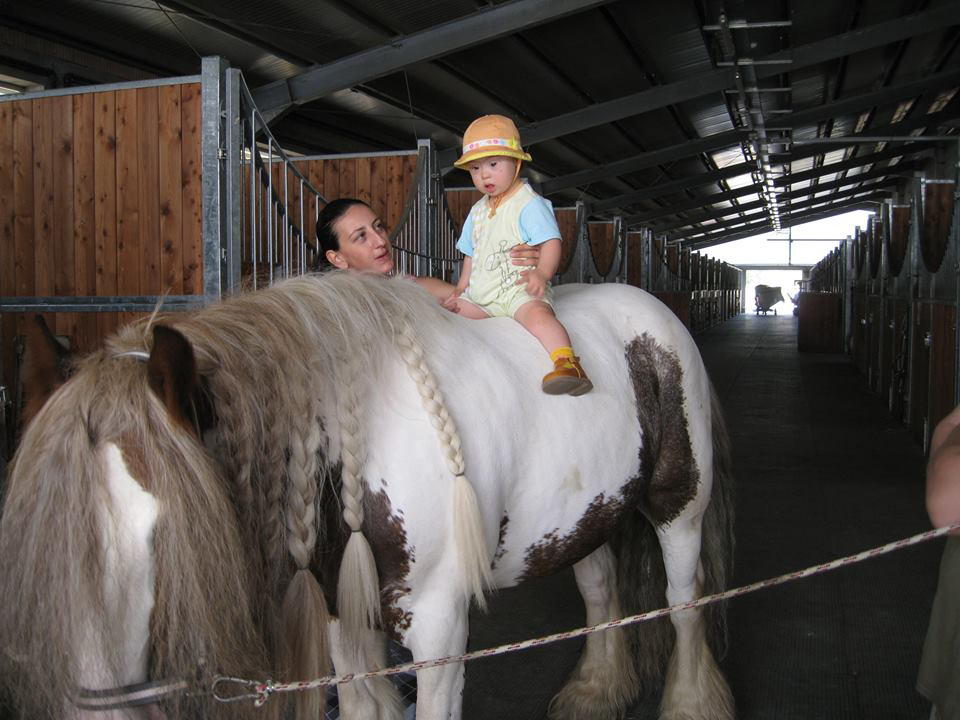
<box><xmin>747</xmin><ymin>269</ymin><xmax>803</xmax><ymax>316</ymax></box>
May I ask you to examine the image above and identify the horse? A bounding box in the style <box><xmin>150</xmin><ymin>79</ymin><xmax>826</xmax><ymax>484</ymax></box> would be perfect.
<box><xmin>0</xmin><ymin>272</ymin><xmax>735</xmax><ymax>720</ymax></box>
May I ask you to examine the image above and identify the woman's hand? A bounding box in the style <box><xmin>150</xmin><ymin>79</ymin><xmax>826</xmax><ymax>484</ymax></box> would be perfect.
<box><xmin>512</xmin><ymin>245</ymin><xmax>542</xmax><ymax>287</ymax></box>
<box><xmin>524</xmin><ymin>269</ymin><xmax>549</xmax><ymax>299</ymax></box>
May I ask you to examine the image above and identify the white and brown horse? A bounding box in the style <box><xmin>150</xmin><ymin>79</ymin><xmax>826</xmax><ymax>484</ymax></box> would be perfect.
<box><xmin>0</xmin><ymin>272</ymin><xmax>735</xmax><ymax>720</ymax></box>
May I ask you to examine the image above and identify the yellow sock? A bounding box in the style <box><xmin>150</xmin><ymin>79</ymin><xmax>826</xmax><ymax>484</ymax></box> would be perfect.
<box><xmin>550</xmin><ymin>346</ymin><xmax>575</xmax><ymax>363</ymax></box>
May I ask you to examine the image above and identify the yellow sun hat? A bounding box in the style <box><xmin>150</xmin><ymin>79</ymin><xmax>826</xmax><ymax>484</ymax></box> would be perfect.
<box><xmin>453</xmin><ymin>114</ymin><xmax>533</xmax><ymax>170</ymax></box>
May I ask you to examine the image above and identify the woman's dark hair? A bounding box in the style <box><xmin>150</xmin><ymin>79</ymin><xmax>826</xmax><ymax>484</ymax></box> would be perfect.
<box><xmin>315</xmin><ymin>198</ymin><xmax>369</xmax><ymax>268</ymax></box>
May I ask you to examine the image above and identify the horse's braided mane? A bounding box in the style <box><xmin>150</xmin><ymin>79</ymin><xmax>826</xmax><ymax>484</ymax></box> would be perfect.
<box><xmin>0</xmin><ymin>271</ymin><xmax>446</xmax><ymax>719</ymax></box>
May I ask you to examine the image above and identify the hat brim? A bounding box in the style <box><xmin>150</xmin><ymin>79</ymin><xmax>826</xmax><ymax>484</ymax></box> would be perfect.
<box><xmin>453</xmin><ymin>147</ymin><xmax>532</xmax><ymax>169</ymax></box>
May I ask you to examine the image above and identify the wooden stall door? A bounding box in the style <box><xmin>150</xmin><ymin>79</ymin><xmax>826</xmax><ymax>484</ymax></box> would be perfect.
<box><xmin>927</xmin><ymin>302</ymin><xmax>956</xmax><ymax>439</ymax></box>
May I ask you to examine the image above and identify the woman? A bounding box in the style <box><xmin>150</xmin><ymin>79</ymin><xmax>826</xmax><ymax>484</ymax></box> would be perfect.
<box><xmin>315</xmin><ymin>198</ymin><xmax>541</xmax><ymax>308</ymax></box>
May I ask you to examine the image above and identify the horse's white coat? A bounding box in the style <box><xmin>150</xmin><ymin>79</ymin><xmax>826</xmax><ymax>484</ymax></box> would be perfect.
<box><xmin>358</xmin><ymin>283</ymin><xmax>719</xmax><ymax>720</ymax></box>
<box><xmin>73</xmin><ymin>442</ymin><xmax>159</xmax><ymax>720</ymax></box>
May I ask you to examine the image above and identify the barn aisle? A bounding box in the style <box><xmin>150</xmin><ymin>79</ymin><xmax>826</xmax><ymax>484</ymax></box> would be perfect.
<box><xmin>463</xmin><ymin>312</ymin><xmax>942</xmax><ymax>720</ymax></box>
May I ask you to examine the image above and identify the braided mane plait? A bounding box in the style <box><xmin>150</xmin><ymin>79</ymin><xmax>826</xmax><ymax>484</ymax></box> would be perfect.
<box><xmin>396</xmin><ymin>321</ymin><xmax>494</xmax><ymax>606</ymax></box>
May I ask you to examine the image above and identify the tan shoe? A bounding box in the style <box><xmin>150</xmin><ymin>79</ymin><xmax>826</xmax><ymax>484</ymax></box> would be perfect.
<box><xmin>542</xmin><ymin>356</ymin><xmax>593</xmax><ymax>396</ymax></box>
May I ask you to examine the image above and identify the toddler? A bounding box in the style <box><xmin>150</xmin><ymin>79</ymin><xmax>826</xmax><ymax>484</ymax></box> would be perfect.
<box><xmin>446</xmin><ymin>114</ymin><xmax>591</xmax><ymax>396</ymax></box>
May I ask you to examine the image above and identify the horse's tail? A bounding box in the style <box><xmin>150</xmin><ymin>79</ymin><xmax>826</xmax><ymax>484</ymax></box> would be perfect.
<box><xmin>614</xmin><ymin>378</ymin><xmax>735</xmax><ymax>694</ymax></box>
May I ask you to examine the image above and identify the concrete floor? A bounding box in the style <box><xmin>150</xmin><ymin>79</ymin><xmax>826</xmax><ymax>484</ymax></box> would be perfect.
<box><xmin>463</xmin><ymin>312</ymin><xmax>942</xmax><ymax>719</ymax></box>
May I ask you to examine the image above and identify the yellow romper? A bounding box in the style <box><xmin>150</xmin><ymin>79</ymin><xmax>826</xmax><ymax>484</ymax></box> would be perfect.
<box><xmin>458</xmin><ymin>183</ymin><xmax>557</xmax><ymax>318</ymax></box>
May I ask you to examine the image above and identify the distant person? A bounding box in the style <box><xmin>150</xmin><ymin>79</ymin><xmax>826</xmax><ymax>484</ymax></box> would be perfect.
<box><xmin>918</xmin><ymin>404</ymin><xmax>960</xmax><ymax>719</ymax></box>
<box><xmin>445</xmin><ymin>114</ymin><xmax>592</xmax><ymax>396</ymax></box>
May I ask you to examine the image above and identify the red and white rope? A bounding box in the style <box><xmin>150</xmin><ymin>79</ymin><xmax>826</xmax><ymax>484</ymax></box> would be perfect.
<box><xmin>213</xmin><ymin>521</ymin><xmax>960</xmax><ymax>707</ymax></box>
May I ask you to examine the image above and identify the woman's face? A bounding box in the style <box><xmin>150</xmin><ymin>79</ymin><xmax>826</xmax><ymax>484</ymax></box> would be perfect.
<box><xmin>326</xmin><ymin>204</ymin><xmax>394</xmax><ymax>274</ymax></box>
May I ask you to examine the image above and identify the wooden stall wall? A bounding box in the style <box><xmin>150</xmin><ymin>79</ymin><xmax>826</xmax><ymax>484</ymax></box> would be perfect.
<box><xmin>290</xmin><ymin>153</ymin><xmax>418</xmax><ymax>249</ymax></box>
<box><xmin>0</xmin><ymin>82</ymin><xmax>202</xmax><ymax>401</ymax></box>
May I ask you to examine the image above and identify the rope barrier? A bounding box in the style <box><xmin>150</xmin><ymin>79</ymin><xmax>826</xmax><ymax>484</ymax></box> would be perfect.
<box><xmin>212</xmin><ymin>521</ymin><xmax>960</xmax><ymax>707</ymax></box>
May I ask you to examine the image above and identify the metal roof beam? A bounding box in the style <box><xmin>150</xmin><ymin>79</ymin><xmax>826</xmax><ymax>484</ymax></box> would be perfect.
<box><xmin>785</xmin><ymin>67</ymin><xmax>960</xmax><ymax>130</ymax></box>
<box><xmin>666</xmin><ymin>179</ymin><xmax>898</xmax><ymax>240</ymax></box>
<box><xmin>458</xmin><ymin>3</ymin><xmax>960</xmax><ymax>158</ymax></box>
<box><xmin>771</xmin><ymin>108</ymin><xmax>957</xmax><ymax>163</ymax></box>
<box><xmin>774</xmin><ymin>142</ymin><xmax>933</xmax><ymax>185</ymax></box>
<box><xmin>251</xmin><ymin>0</ymin><xmax>613</xmax><ymax>118</ymax></box>
<box><xmin>686</xmin><ymin>197</ymin><xmax>884</xmax><ymax>249</ymax></box>
<box><xmin>656</xmin><ymin>161</ymin><xmax>918</xmax><ymax>233</ymax></box>
<box><xmin>590</xmin><ymin>162</ymin><xmax>755</xmax><ymax>213</ymax></box>
<box><xmin>539</xmin><ymin>128</ymin><xmax>748</xmax><ymax>195</ymax></box>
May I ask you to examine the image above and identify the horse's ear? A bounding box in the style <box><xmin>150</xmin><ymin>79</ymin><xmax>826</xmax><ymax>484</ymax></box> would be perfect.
<box><xmin>147</xmin><ymin>325</ymin><xmax>199</xmax><ymax>435</ymax></box>
<box><xmin>21</xmin><ymin>315</ymin><xmax>72</xmax><ymax>427</ymax></box>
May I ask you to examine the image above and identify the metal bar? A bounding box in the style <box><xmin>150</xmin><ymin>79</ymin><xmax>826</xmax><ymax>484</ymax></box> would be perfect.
<box><xmin>224</xmin><ymin>68</ymin><xmax>243</xmax><ymax>293</ymax></box>
<box><xmin>686</xmin><ymin>197</ymin><xmax>885</xmax><ymax>249</ymax></box>
<box><xmin>285</xmin><ymin>150</ymin><xmax>420</xmax><ymax>161</ymax></box>
<box><xmin>201</xmin><ymin>56</ymin><xmax>228</xmax><ymax>301</ymax></box>
<box><xmin>723</xmin><ymin>87</ymin><xmax>792</xmax><ymax>93</ymax></box>
<box><xmin>541</xmin><ymin>128</ymin><xmax>748</xmax><ymax>195</ymax></box>
<box><xmin>0</xmin><ymin>296</ymin><xmax>204</xmax><ymax>312</ymax></box>
<box><xmin>267</xmin><ymin>140</ymin><xmax>274</xmax><ymax>283</ymax></box>
<box><xmin>703</xmin><ymin>20</ymin><xmax>793</xmax><ymax>30</ymax></box>
<box><xmin>0</xmin><ymin>75</ymin><xmax>201</xmax><ymax>104</ymax></box>
<box><xmin>590</xmin><ymin>162</ymin><xmax>755</xmax><ymax>213</ymax></box>
<box><xmin>252</xmin><ymin>0</ymin><xmax>613</xmax><ymax>116</ymax></box>
<box><xmin>774</xmin><ymin>143</ymin><xmax>933</xmax><ymax>186</ymax></box>
<box><xmin>791</xmin><ymin>134</ymin><xmax>959</xmax><ymax>145</ymax></box>
<box><xmin>716</xmin><ymin>59</ymin><xmax>794</xmax><ymax>66</ymax></box>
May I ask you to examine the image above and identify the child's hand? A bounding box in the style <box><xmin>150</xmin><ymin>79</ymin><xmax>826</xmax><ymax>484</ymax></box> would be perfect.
<box><xmin>441</xmin><ymin>291</ymin><xmax>461</xmax><ymax>314</ymax></box>
<box><xmin>525</xmin><ymin>269</ymin><xmax>548</xmax><ymax>298</ymax></box>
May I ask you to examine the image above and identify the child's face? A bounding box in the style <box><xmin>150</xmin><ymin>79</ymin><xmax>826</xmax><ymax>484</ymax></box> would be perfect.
<box><xmin>468</xmin><ymin>156</ymin><xmax>517</xmax><ymax>198</ymax></box>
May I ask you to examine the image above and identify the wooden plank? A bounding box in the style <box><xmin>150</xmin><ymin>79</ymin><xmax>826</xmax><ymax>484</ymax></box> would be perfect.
<box><xmin>94</xmin><ymin>91</ymin><xmax>119</xmax><ymax>340</ymax></box>
<box><xmin>339</xmin><ymin>157</ymin><xmax>357</xmax><ymax>199</ymax></box>
<box><xmin>158</xmin><ymin>84</ymin><xmax>183</xmax><ymax>294</ymax></box>
<box><xmin>0</xmin><ymin>100</ymin><xmax>15</xmax><ymax>392</ymax></box>
<box><xmin>115</xmin><ymin>88</ymin><xmax>140</xmax><ymax>327</ymax></box>
<box><xmin>180</xmin><ymin>82</ymin><xmax>202</xmax><ymax>295</ymax></box>
<box><xmin>33</xmin><ymin>98</ymin><xmax>55</xmax><ymax>334</ymax></box>
<box><xmin>370</xmin><ymin>157</ymin><xmax>387</xmax><ymax>222</ymax></box>
<box><xmin>798</xmin><ymin>293</ymin><xmax>843</xmax><ymax>353</ymax></box>
<box><xmin>386</xmin><ymin>155</ymin><xmax>404</xmax><ymax>234</ymax></box>
<box><xmin>51</xmin><ymin>95</ymin><xmax>77</xmax><ymax>343</ymax></box>
<box><xmin>137</xmin><ymin>86</ymin><xmax>161</xmax><ymax>297</ymax></box>
<box><xmin>324</xmin><ymin>159</ymin><xmax>340</xmax><ymax>202</ymax></box>
<box><xmin>928</xmin><ymin>302</ymin><xmax>956</xmax><ymax>435</ymax></box>
<box><xmin>356</xmin><ymin>156</ymin><xmax>372</xmax><ymax>207</ymax></box>
<box><xmin>72</xmin><ymin>93</ymin><xmax>98</xmax><ymax>354</ymax></box>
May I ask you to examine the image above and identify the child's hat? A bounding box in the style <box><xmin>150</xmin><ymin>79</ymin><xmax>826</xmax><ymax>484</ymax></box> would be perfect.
<box><xmin>453</xmin><ymin>115</ymin><xmax>532</xmax><ymax>169</ymax></box>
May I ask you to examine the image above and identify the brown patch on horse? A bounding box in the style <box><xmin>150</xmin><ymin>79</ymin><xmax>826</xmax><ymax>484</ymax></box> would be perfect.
<box><xmin>21</xmin><ymin>315</ymin><xmax>72</xmax><ymax>428</ymax></box>
<box><xmin>146</xmin><ymin>325</ymin><xmax>199</xmax><ymax>436</ymax></box>
<box><xmin>493</xmin><ymin>513</ymin><xmax>510</xmax><ymax>568</ymax></box>
<box><xmin>520</xmin><ymin>492</ymin><xmax>627</xmax><ymax>581</ymax></box>
<box><xmin>625</xmin><ymin>334</ymin><xmax>698</xmax><ymax>525</ymax></box>
<box><xmin>364</xmin><ymin>487</ymin><xmax>413</xmax><ymax>638</ymax></box>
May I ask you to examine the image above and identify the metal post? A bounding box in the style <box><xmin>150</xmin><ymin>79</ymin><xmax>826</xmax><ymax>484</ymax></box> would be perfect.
<box><xmin>575</xmin><ymin>201</ymin><xmax>586</xmax><ymax>283</ymax></box>
<box><xmin>201</xmin><ymin>56</ymin><xmax>229</xmax><ymax>301</ymax></box>
<box><xmin>416</xmin><ymin>139</ymin><xmax>434</xmax><ymax>279</ymax></box>
<box><xmin>223</xmin><ymin>68</ymin><xmax>243</xmax><ymax>293</ymax></box>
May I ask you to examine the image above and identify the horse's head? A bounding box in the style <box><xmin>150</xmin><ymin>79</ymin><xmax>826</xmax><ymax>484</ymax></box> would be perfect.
<box><xmin>0</xmin><ymin>323</ymin><xmax>269</xmax><ymax>719</ymax></box>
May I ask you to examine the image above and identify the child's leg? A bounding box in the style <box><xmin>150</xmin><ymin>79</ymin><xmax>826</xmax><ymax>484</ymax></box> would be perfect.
<box><xmin>454</xmin><ymin>297</ymin><xmax>493</xmax><ymax>319</ymax></box>
<box><xmin>515</xmin><ymin>301</ymin><xmax>592</xmax><ymax>396</ymax></box>
<box><xmin>513</xmin><ymin>300</ymin><xmax>570</xmax><ymax>352</ymax></box>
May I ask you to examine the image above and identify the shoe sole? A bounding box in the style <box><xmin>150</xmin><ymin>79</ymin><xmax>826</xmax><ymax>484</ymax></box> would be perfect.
<box><xmin>542</xmin><ymin>377</ymin><xmax>593</xmax><ymax>396</ymax></box>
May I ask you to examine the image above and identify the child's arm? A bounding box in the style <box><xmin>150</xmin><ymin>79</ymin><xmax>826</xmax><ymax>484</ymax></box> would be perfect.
<box><xmin>524</xmin><ymin>238</ymin><xmax>560</xmax><ymax>299</ymax></box>
<box><xmin>442</xmin><ymin>256</ymin><xmax>472</xmax><ymax>312</ymax></box>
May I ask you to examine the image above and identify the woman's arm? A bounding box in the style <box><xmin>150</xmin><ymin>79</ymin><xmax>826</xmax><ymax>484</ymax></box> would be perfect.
<box><xmin>926</xmin><ymin>405</ymin><xmax>960</xmax><ymax>530</ymax></box>
<box><xmin>413</xmin><ymin>276</ymin><xmax>455</xmax><ymax>303</ymax></box>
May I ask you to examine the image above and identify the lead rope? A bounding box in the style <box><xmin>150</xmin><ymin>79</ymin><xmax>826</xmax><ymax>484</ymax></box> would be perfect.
<box><xmin>394</xmin><ymin>320</ymin><xmax>493</xmax><ymax>607</ymax></box>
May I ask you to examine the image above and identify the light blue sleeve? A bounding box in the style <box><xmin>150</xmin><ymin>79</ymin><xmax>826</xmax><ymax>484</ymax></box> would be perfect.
<box><xmin>519</xmin><ymin>195</ymin><xmax>561</xmax><ymax>246</ymax></box>
<box><xmin>456</xmin><ymin>212</ymin><xmax>475</xmax><ymax>256</ymax></box>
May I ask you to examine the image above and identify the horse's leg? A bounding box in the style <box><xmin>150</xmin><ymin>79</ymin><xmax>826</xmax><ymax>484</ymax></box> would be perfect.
<box><xmin>549</xmin><ymin>543</ymin><xmax>638</xmax><ymax>720</ymax></box>
<box><xmin>404</xmin><ymin>591</ymin><xmax>469</xmax><ymax>720</ymax></box>
<box><xmin>73</xmin><ymin>443</ymin><xmax>160</xmax><ymax>720</ymax></box>
<box><xmin>328</xmin><ymin>619</ymin><xmax>404</xmax><ymax>720</ymax></box>
<box><xmin>656</xmin><ymin>514</ymin><xmax>734</xmax><ymax>720</ymax></box>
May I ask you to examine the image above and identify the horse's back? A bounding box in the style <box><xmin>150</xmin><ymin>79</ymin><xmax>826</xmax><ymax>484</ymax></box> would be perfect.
<box><xmin>366</xmin><ymin>282</ymin><xmax>711</xmax><ymax>588</ymax></box>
